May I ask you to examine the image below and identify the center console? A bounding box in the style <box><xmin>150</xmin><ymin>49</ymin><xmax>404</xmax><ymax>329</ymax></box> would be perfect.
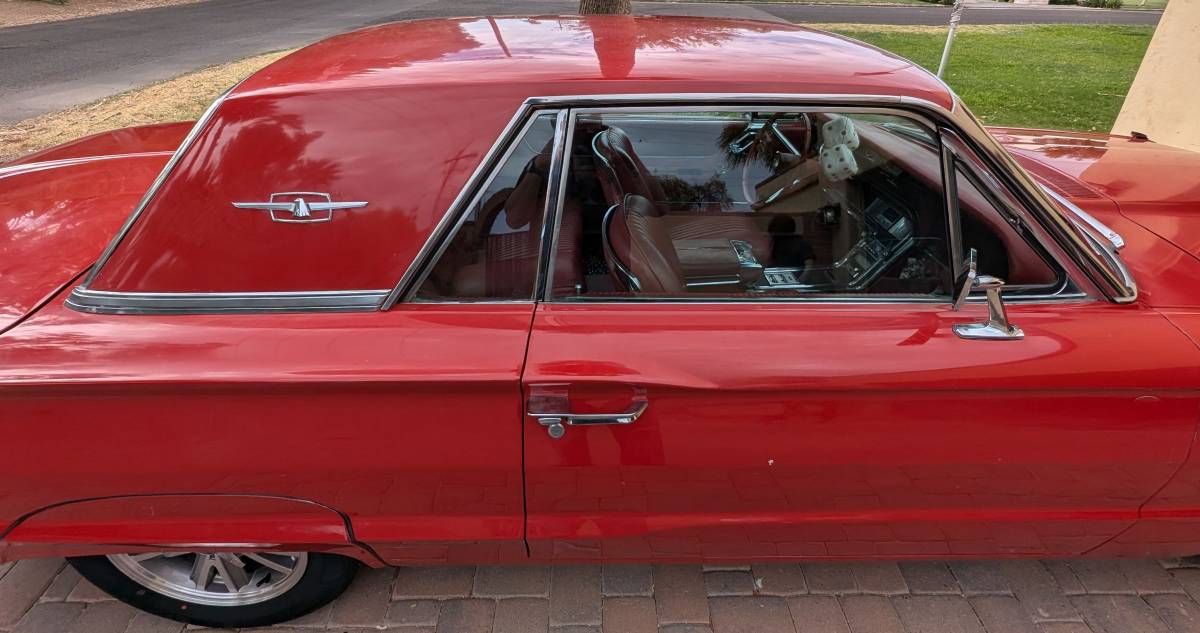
<box><xmin>754</xmin><ymin>197</ymin><xmax>916</xmax><ymax>293</ymax></box>
<box><xmin>676</xmin><ymin>239</ymin><xmax>764</xmax><ymax>288</ymax></box>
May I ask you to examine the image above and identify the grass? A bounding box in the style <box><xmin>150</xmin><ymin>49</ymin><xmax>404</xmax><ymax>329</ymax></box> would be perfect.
<box><xmin>0</xmin><ymin>50</ymin><xmax>292</xmax><ymax>162</ymax></box>
<box><xmin>1121</xmin><ymin>0</ymin><xmax>1168</xmax><ymax>9</ymax></box>
<box><xmin>819</xmin><ymin>23</ymin><xmax>1156</xmax><ymax>132</ymax></box>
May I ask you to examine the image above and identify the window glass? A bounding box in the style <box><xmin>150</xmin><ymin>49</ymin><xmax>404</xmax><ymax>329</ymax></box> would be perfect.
<box><xmin>954</xmin><ymin>163</ymin><xmax>1058</xmax><ymax>290</ymax></box>
<box><xmin>549</xmin><ymin>110</ymin><xmax>953</xmax><ymax>299</ymax></box>
<box><xmin>416</xmin><ymin>113</ymin><xmax>558</xmax><ymax>300</ymax></box>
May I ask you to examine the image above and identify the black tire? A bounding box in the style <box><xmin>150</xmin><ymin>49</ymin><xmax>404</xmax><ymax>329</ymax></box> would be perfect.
<box><xmin>68</xmin><ymin>553</ymin><xmax>359</xmax><ymax>628</ymax></box>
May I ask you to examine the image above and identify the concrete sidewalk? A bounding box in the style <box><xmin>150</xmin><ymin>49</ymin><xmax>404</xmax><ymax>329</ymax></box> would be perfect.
<box><xmin>3</xmin><ymin>557</ymin><xmax>1200</xmax><ymax>632</ymax></box>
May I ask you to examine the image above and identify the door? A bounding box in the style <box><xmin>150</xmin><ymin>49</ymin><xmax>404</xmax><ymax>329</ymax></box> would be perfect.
<box><xmin>521</xmin><ymin>106</ymin><xmax>1200</xmax><ymax>562</ymax></box>
<box><xmin>523</xmin><ymin>302</ymin><xmax>1198</xmax><ymax>561</ymax></box>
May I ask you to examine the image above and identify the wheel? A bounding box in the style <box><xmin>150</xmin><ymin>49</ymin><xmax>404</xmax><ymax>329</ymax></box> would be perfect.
<box><xmin>68</xmin><ymin>551</ymin><xmax>359</xmax><ymax>628</ymax></box>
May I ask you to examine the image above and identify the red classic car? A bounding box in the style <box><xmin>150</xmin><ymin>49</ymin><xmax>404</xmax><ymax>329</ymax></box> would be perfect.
<box><xmin>3</xmin><ymin>13</ymin><xmax>1200</xmax><ymax>628</ymax></box>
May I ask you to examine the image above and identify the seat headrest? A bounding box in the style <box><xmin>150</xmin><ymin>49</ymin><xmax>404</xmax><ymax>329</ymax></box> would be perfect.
<box><xmin>622</xmin><ymin>193</ymin><xmax>660</xmax><ymax>219</ymax></box>
<box><xmin>530</xmin><ymin>152</ymin><xmax>552</xmax><ymax>174</ymax></box>
<box><xmin>607</xmin><ymin>125</ymin><xmax>633</xmax><ymax>147</ymax></box>
<box><xmin>595</xmin><ymin>126</ymin><xmax>640</xmax><ymax>166</ymax></box>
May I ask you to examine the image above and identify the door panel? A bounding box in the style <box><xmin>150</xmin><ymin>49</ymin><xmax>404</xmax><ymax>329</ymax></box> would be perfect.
<box><xmin>522</xmin><ymin>302</ymin><xmax>1200</xmax><ymax>561</ymax></box>
<box><xmin>0</xmin><ymin>299</ymin><xmax>532</xmax><ymax>565</ymax></box>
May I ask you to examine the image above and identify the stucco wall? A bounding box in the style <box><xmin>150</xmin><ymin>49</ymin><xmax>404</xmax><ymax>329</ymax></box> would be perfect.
<box><xmin>1113</xmin><ymin>1</ymin><xmax>1200</xmax><ymax>153</ymax></box>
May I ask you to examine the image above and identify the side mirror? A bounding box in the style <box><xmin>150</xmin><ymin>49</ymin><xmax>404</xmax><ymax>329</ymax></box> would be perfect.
<box><xmin>953</xmin><ymin>272</ymin><xmax>1024</xmax><ymax>341</ymax></box>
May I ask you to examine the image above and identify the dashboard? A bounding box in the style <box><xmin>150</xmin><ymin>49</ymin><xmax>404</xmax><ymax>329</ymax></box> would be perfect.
<box><xmin>753</xmin><ymin>196</ymin><xmax>920</xmax><ymax>293</ymax></box>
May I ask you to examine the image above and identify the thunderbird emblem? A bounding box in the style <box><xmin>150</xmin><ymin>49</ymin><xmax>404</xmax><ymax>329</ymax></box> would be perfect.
<box><xmin>232</xmin><ymin>192</ymin><xmax>368</xmax><ymax>223</ymax></box>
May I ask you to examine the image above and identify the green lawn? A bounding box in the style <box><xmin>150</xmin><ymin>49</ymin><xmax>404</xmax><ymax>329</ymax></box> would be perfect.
<box><xmin>1122</xmin><ymin>0</ymin><xmax>1169</xmax><ymax>9</ymax></box>
<box><xmin>683</xmin><ymin>0</ymin><xmax>932</xmax><ymax>4</ymax></box>
<box><xmin>680</xmin><ymin>0</ymin><xmax>1162</xmax><ymax>5</ymax></box>
<box><xmin>821</xmin><ymin>24</ymin><xmax>1155</xmax><ymax>132</ymax></box>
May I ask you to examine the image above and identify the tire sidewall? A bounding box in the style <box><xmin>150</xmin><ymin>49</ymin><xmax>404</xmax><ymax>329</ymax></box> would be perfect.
<box><xmin>68</xmin><ymin>552</ymin><xmax>358</xmax><ymax>628</ymax></box>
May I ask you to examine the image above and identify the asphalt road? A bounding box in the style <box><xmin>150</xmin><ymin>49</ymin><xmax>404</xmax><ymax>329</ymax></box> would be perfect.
<box><xmin>0</xmin><ymin>0</ymin><xmax>1162</xmax><ymax>124</ymax></box>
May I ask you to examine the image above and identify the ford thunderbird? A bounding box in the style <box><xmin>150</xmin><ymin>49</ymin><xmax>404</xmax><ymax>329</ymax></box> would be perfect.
<box><xmin>3</xmin><ymin>14</ymin><xmax>1200</xmax><ymax>628</ymax></box>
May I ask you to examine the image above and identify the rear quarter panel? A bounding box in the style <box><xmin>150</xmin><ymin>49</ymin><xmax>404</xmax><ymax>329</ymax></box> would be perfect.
<box><xmin>0</xmin><ymin>297</ymin><xmax>532</xmax><ymax>565</ymax></box>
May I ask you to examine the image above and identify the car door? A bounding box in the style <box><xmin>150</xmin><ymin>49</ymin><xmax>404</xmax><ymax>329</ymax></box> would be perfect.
<box><xmin>520</xmin><ymin>105</ymin><xmax>1200</xmax><ymax>562</ymax></box>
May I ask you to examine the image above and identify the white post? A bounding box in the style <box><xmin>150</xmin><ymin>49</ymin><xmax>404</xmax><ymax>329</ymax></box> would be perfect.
<box><xmin>937</xmin><ymin>0</ymin><xmax>967</xmax><ymax>79</ymax></box>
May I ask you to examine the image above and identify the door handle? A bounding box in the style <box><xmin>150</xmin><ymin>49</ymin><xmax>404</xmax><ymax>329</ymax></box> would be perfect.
<box><xmin>527</xmin><ymin>384</ymin><xmax>648</xmax><ymax>439</ymax></box>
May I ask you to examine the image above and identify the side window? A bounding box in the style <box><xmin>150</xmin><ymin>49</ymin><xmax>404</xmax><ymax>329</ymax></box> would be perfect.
<box><xmin>953</xmin><ymin>162</ymin><xmax>1059</xmax><ymax>291</ymax></box>
<box><xmin>416</xmin><ymin>113</ymin><xmax>558</xmax><ymax>300</ymax></box>
<box><xmin>548</xmin><ymin>110</ymin><xmax>953</xmax><ymax>299</ymax></box>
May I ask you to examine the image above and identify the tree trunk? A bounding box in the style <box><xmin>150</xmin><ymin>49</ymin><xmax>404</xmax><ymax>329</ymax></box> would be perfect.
<box><xmin>579</xmin><ymin>0</ymin><xmax>632</xmax><ymax>14</ymax></box>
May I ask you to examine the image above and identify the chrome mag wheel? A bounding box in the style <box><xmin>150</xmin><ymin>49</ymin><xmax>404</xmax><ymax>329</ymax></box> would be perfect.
<box><xmin>107</xmin><ymin>551</ymin><xmax>308</xmax><ymax>606</ymax></box>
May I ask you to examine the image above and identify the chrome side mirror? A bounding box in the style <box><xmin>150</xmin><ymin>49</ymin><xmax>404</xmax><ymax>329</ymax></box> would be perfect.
<box><xmin>953</xmin><ymin>274</ymin><xmax>1024</xmax><ymax>340</ymax></box>
<box><xmin>950</xmin><ymin>248</ymin><xmax>1023</xmax><ymax>340</ymax></box>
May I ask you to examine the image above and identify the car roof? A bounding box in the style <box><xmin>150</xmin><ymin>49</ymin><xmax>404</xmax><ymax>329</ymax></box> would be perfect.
<box><xmin>83</xmin><ymin>15</ymin><xmax>959</xmax><ymax>299</ymax></box>
<box><xmin>232</xmin><ymin>15</ymin><xmax>955</xmax><ymax>111</ymax></box>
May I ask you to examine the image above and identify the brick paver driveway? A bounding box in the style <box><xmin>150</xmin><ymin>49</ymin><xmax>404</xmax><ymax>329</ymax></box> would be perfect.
<box><xmin>4</xmin><ymin>558</ymin><xmax>1200</xmax><ymax>632</ymax></box>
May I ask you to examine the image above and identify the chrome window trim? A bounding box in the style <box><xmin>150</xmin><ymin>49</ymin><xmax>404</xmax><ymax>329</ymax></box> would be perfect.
<box><xmin>527</xmin><ymin>94</ymin><xmax>922</xmax><ymax>109</ymax></box>
<box><xmin>566</xmin><ymin>103</ymin><xmax>939</xmax><ymax>133</ymax></box>
<box><xmin>541</xmin><ymin>100</ymin><xmax>955</xmax><ymax>305</ymax></box>
<box><xmin>0</xmin><ymin>152</ymin><xmax>175</xmax><ymax>179</ymax></box>
<box><xmin>1072</xmin><ymin>225</ymin><xmax>1137</xmax><ymax>304</ymax></box>
<box><xmin>537</xmin><ymin>109</ymin><xmax>576</xmax><ymax>301</ymax></box>
<box><xmin>940</xmin><ymin>141</ymin><xmax>965</xmax><ymax>282</ymax></box>
<box><xmin>82</xmin><ymin>87</ymin><xmax>233</xmax><ymax>289</ymax></box>
<box><xmin>941</xmin><ymin>100</ymin><xmax>1136</xmax><ymax>303</ymax></box>
<box><xmin>392</xmin><ymin>108</ymin><xmax>563</xmax><ymax>305</ymax></box>
<box><xmin>67</xmin><ymin>288</ymin><xmax>387</xmax><ymax>315</ymax></box>
<box><xmin>543</xmin><ymin>293</ymin><xmax>1089</xmax><ymax>306</ymax></box>
<box><xmin>1040</xmin><ymin>184</ymin><xmax>1125</xmax><ymax>251</ymax></box>
<box><xmin>941</xmin><ymin>128</ymin><xmax>1075</xmax><ymax>298</ymax></box>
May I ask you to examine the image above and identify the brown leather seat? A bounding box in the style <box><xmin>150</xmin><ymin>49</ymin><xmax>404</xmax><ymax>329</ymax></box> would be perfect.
<box><xmin>604</xmin><ymin>194</ymin><xmax>687</xmax><ymax>294</ymax></box>
<box><xmin>592</xmin><ymin>126</ymin><xmax>771</xmax><ymax>263</ymax></box>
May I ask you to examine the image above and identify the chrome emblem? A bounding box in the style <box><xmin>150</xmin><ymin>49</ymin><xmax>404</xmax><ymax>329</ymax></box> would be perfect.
<box><xmin>232</xmin><ymin>192</ymin><xmax>368</xmax><ymax>223</ymax></box>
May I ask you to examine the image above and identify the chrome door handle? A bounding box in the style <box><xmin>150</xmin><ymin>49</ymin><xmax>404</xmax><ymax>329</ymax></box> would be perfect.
<box><xmin>527</xmin><ymin>385</ymin><xmax>648</xmax><ymax>439</ymax></box>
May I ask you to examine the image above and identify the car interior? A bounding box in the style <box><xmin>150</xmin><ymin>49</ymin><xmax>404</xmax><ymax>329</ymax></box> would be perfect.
<box><xmin>417</xmin><ymin>110</ymin><xmax>1060</xmax><ymax>301</ymax></box>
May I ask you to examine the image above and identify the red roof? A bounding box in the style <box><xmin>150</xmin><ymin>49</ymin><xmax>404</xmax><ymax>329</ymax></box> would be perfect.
<box><xmin>234</xmin><ymin>15</ymin><xmax>954</xmax><ymax>110</ymax></box>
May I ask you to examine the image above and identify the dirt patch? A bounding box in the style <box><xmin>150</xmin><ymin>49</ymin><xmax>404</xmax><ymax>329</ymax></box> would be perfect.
<box><xmin>0</xmin><ymin>49</ymin><xmax>291</xmax><ymax>162</ymax></box>
<box><xmin>0</xmin><ymin>0</ymin><xmax>207</xmax><ymax>28</ymax></box>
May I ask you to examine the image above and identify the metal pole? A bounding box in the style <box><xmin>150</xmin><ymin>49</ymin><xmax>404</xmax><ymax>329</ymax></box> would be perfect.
<box><xmin>937</xmin><ymin>0</ymin><xmax>967</xmax><ymax>79</ymax></box>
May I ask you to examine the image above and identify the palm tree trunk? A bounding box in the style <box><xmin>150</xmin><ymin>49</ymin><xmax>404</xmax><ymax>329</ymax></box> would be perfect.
<box><xmin>579</xmin><ymin>0</ymin><xmax>633</xmax><ymax>14</ymax></box>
